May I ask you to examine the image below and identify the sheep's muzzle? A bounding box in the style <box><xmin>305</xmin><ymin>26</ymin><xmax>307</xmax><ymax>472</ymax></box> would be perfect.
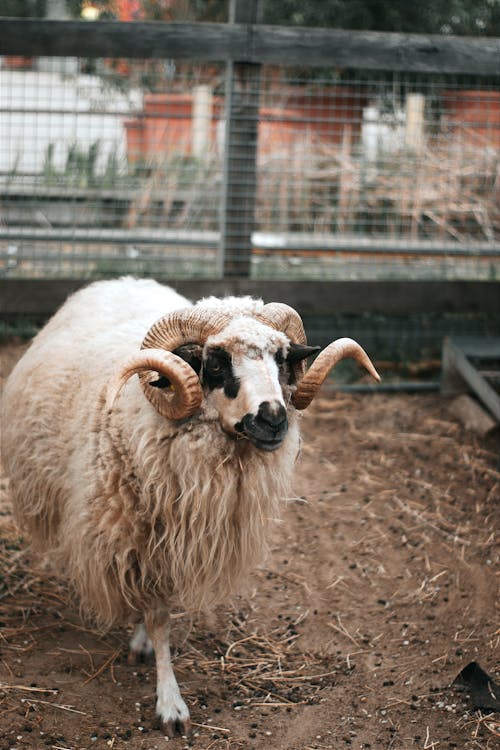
<box><xmin>235</xmin><ymin>400</ymin><xmax>288</xmax><ymax>452</ymax></box>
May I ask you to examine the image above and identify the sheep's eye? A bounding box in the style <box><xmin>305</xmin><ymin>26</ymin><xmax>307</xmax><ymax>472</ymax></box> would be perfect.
<box><xmin>204</xmin><ymin>348</ymin><xmax>230</xmax><ymax>379</ymax></box>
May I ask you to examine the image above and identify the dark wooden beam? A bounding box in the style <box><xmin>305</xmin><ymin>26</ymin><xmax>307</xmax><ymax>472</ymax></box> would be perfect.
<box><xmin>0</xmin><ymin>19</ymin><xmax>499</xmax><ymax>74</ymax></box>
<box><xmin>1</xmin><ymin>280</ymin><xmax>499</xmax><ymax>318</ymax></box>
<box><xmin>252</xmin><ymin>26</ymin><xmax>500</xmax><ymax>74</ymax></box>
<box><xmin>0</xmin><ymin>19</ymin><xmax>244</xmax><ymax>62</ymax></box>
<box><xmin>220</xmin><ymin>0</ymin><xmax>264</xmax><ymax>277</ymax></box>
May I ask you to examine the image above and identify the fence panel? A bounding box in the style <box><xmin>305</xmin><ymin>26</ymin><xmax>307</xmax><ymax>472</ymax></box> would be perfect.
<box><xmin>0</xmin><ymin>20</ymin><xmax>499</xmax><ymax>283</ymax></box>
<box><xmin>0</xmin><ymin>58</ymin><xmax>226</xmax><ymax>278</ymax></box>
<box><xmin>252</xmin><ymin>68</ymin><xmax>500</xmax><ymax>281</ymax></box>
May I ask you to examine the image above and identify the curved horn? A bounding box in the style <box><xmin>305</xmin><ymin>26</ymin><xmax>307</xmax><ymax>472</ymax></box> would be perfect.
<box><xmin>106</xmin><ymin>348</ymin><xmax>203</xmax><ymax>420</ymax></box>
<box><xmin>126</xmin><ymin>307</ymin><xmax>232</xmax><ymax>419</ymax></box>
<box><xmin>292</xmin><ymin>337</ymin><xmax>381</xmax><ymax>410</ymax></box>
<box><xmin>255</xmin><ymin>302</ymin><xmax>309</xmax><ymax>382</ymax></box>
<box><xmin>142</xmin><ymin>307</ymin><xmax>232</xmax><ymax>352</ymax></box>
<box><xmin>255</xmin><ymin>302</ymin><xmax>307</xmax><ymax>345</ymax></box>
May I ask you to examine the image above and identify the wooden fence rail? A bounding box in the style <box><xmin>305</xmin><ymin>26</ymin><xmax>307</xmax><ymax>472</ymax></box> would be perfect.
<box><xmin>1</xmin><ymin>280</ymin><xmax>499</xmax><ymax>318</ymax></box>
<box><xmin>0</xmin><ymin>19</ymin><xmax>499</xmax><ymax>74</ymax></box>
<box><xmin>1</xmin><ymin>4</ymin><xmax>499</xmax><ymax>290</ymax></box>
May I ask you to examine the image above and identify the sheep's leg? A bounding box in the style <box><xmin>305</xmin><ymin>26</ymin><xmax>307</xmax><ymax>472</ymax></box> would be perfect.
<box><xmin>128</xmin><ymin>623</ymin><xmax>154</xmax><ymax>664</ymax></box>
<box><xmin>145</xmin><ymin>611</ymin><xmax>191</xmax><ymax>739</ymax></box>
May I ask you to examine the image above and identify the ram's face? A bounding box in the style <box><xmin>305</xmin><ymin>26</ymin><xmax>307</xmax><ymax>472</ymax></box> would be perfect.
<box><xmin>196</xmin><ymin>319</ymin><xmax>316</xmax><ymax>452</ymax></box>
<box><xmin>203</xmin><ymin>343</ymin><xmax>288</xmax><ymax>451</ymax></box>
<box><xmin>111</xmin><ymin>303</ymin><xmax>379</xmax><ymax>427</ymax></box>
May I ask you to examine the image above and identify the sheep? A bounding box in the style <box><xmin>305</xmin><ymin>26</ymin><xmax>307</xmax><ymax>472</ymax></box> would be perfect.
<box><xmin>1</xmin><ymin>277</ymin><xmax>379</xmax><ymax>738</ymax></box>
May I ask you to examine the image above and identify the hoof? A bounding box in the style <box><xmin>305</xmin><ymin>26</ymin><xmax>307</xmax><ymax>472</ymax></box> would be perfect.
<box><xmin>127</xmin><ymin>648</ymin><xmax>154</xmax><ymax>665</ymax></box>
<box><xmin>128</xmin><ymin>623</ymin><xmax>154</xmax><ymax>664</ymax></box>
<box><xmin>162</xmin><ymin>716</ymin><xmax>192</xmax><ymax>740</ymax></box>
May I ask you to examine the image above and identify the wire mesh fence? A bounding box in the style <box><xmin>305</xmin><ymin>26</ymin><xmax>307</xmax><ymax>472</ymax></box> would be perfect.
<box><xmin>1</xmin><ymin>50</ymin><xmax>499</xmax><ymax>281</ymax></box>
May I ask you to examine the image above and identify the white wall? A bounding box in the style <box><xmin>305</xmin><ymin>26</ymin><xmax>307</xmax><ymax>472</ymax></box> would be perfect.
<box><xmin>0</xmin><ymin>68</ymin><xmax>142</xmax><ymax>176</ymax></box>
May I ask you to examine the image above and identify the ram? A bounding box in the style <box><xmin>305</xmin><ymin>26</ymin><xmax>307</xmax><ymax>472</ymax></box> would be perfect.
<box><xmin>1</xmin><ymin>277</ymin><xmax>379</xmax><ymax>738</ymax></box>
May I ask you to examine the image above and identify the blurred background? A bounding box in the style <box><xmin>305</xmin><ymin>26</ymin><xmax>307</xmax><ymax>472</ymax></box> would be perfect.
<box><xmin>1</xmin><ymin>0</ymin><xmax>499</xmax><ymax>368</ymax></box>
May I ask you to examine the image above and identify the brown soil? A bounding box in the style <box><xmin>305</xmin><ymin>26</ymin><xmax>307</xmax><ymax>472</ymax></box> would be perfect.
<box><xmin>1</xmin><ymin>342</ymin><xmax>499</xmax><ymax>750</ymax></box>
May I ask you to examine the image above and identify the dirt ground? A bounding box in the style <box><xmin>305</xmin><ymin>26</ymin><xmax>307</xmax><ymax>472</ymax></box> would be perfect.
<box><xmin>0</xmin><ymin>340</ymin><xmax>499</xmax><ymax>750</ymax></box>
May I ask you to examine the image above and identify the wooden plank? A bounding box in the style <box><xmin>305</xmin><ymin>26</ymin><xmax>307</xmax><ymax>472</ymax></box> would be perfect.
<box><xmin>0</xmin><ymin>227</ymin><xmax>219</xmax><ymax>247</ymax></box>
<box><xmin>441</xmin><ymin>337</ymin><xmax>500</xmax><ymax>421</ymax></box>
<box><xmin>449</xmin><ymin>394</ymin><xmax>497</xmax><ymax>436</ymax></box>
<box><xmin>1</xmin><ymin>279</ymin><xmax>499</xmax><ymax>317</ymax></box>
<box><xmin>444</xmin><ymin>336</ymin><xmax>500</xmax><ymax>359</ymax></box>
<box><xmin>0</xmin><ymin>279</ymin><xmax>85</xmax><ymax>318</ymax></box>
<box><xmin>251</xmin><ymin>26</ymin><xmax>500</xmax><ymax>75</ymax></box>
<box><xmin>1</xmin><ymin>227</ymin><xmax>499</xmax><ymax>257</ymax></box>
<box><xmin>142</xmin><ymin>279</ymin><xmax>500</xmax><ymax>314</ymax></box>
<box><xmin>0</xmin><ymin>20</ymin><xmax>499</xmax><ymax>74</ymax></box>
<box><xmin>252</xmin><ymin>233</ymin><xmax>500</xmax><ymax>257</ymax></box>
<box><xmin>0</xmin><ymin>20</ymin><xmax>245</xmax><ymax>62</ymax></box>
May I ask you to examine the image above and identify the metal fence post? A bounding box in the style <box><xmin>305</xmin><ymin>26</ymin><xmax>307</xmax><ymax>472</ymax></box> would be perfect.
<box><xmin>219</xmin><ymin>0</ymin><xmax>264</xmax><ymax>278</ymax></box>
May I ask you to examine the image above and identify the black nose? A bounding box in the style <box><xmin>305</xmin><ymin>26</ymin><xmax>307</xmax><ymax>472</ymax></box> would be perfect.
<box><xmin>236</xmin><ymin>401</ymin><xmax>288</xmax><ymax>451</ymax></box>
<box><xmin>257</xmin><ymin>401</ymin><xmax>287</xmax><ymax>431</ymax></box>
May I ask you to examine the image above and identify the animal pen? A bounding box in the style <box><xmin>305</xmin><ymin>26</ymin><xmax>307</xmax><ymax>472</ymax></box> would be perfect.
<box><xmin>1</xmin><ymin>9</ymin><xmax>500</xmax><ymax>750</ymax></box>
<box><xmin>0</xmin><ymin>7</ymin><xmax>500</xmax><ymax>360</ymax></box>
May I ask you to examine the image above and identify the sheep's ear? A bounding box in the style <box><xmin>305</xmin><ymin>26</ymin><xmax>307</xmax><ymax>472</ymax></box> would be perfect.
<box><xmin>287</xmin><ymin>343</ymin><xmax>321</xmax><ymax>363</ymax></box>
<box><xmin>149</xmin><ymin>374</ymin><xmax>171</xmax><ymax>389</ymax></box>
<box><xmin>149</xmin><ymin>344</ymin><xmax>202</xmax><ymax>389</ymax></box>
<box><xmin>173</xmin><ymin>343</ymin><xmax>203</xmax><ymax>376</ymax></box>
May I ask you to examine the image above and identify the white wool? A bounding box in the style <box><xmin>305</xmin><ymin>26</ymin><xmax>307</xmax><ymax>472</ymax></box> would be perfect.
<box><xmin>205</xmin><ymin>317</ymin><xmax>289</xmax><ymax>357</ymax></box>
<box><xmin>196</xmin><ymin>295</ymin><xmax>265</xmax><ymax>317</ymax></box>
<box><xmin>1</xmin><ymin>278</ymin><xmax>300</xmax><ymax>627</ymax></box>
